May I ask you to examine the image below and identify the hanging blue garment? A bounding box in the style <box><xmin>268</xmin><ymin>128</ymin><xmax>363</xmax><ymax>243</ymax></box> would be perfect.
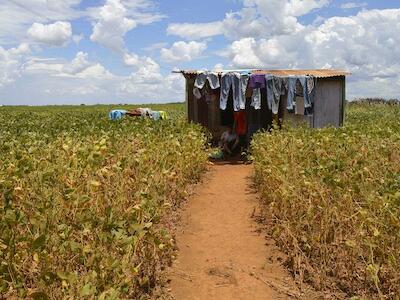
<box><xmin>286</xmin><ymin>76</ymin><xmax>315</xmax><ymax>114</ymax></box>
<box><xmin>220</xmin><ymin>72</ymin><xmax>248</xmax><ymax>112</ymax></box>
<box><xmin>265</xmin><ymin>75</ymin><xmax>285</xmax><ymax>114</ymax></box>
<box><xmin>109</xmin><ymin>110</ymin><xmax>127</xmax><ymax>120</ymax></box>
<box><xmin>286</xmin><ymin>76</ymin><xmax>297</xmax><ymax>111</ymax></box>
<box><xmin>298</xmin><ymin>76</ymin><xmax>313</xmax><ymax>109</ymax></box>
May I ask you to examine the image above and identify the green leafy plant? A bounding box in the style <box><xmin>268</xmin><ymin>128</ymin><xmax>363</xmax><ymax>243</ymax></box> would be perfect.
<box><xmin>0</xmin><ymin>104</ymin><xmax>207</xmax><ymax>299</ymax></box>
<box><xmin>252</xmin><ymin>103</ymin><xmax>400</xmax><ymax>298</ymax></box>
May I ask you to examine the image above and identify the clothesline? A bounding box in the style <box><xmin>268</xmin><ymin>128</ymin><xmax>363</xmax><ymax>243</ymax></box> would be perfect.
<box><xmin>192</xmin><ymin>71</ymin><xmax>316</xmax><ymax>116</ymax></box>
<box><xmin>172</xmin><ymin>69</ymin><xmax>253</xmax><ymax>74</ymax></box>
<box><xmin>173</xmin><ymin>69</ymin><xmax>349</xmax><ymax>77</ymax></box>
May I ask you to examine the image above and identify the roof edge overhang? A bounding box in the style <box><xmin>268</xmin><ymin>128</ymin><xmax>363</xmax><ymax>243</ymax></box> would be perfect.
<box><xmin>173</xmin><ymin>69</ymin><xmax>350</xmax><ymax>79</ymax></box>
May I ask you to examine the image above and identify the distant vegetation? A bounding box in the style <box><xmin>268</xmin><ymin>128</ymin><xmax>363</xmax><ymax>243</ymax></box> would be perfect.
<box><xmin>0</xmin><ymin>104</ymin><xmax>207</xmax><ymax>299</ymax></box>
<box><xmin>350</xmin><ymin>98</ymin><xmax>400</xmax><ymax>105</ymax></box>
<box><xmin>252</xmin><ymin>103</ymin><xmax>400</xmax><ymax>298</ymax></box>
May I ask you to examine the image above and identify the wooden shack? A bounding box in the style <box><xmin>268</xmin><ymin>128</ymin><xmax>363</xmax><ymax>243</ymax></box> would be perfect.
<box><xmin>177</xmin><ymin>69</ymin><xmax>348</xmax><ymax>140</ymax></box>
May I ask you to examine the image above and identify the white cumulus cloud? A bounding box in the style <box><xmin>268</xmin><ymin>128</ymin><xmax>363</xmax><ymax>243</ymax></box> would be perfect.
<box><xmin>167</xmin><ymin>22</ymin><xmax>223</xmax><ymax>40</ymax></box>
<box><xmin>25</xmin><ymin>52</ymin><xmax>114</xmax><ymax>80</ymax></box>
<box><xmin>27</xmin><ymin>21</ymin><xmax>72</xmax><ymax>47</ymax></box>
<box><xmin>62</xmin><ymin>52</ymin><xmax>91</xmax><ymax>75</ymax></box>
<box><xmin>167</xmin><ymin>0</ymin><xmax>330</xmax><ymax>40</ymax></box>
<box><xmin>90</xmin><ymin>0</ymin><xmax>164</xmax><ymax>52</ymax></box>
<box><xmin>160</xmin><ymin>41</ymin><xmax>207</xmax><ymax>63</ymax></box>
<box><xmin>219</xmin><ymin>8</ymin><xmax>400</xmax><ymax>99</ymax></box>
<box><xmin>0</xmin><ymin>43</ymin><xmax>31</xmax><ymax>87</ymax></box>
<box><xmin>90</xmin><ymin>0</ymin><xmax>136</xmax><ymax>52</ymax></box>
<box><xmin>0</xmin><ymin>0</ymin><xmax>81</xmax><ymax>44</ymax></box>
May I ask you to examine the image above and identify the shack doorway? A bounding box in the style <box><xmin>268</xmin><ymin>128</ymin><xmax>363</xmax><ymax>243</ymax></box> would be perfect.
<box><xmin>218</xmin><ymin>88</ymin><xmax>275</xmax><ymax>147</ymax></box>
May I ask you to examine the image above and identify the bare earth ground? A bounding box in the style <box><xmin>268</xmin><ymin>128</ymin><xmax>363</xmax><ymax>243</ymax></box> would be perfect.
<box><xmin>166</xmin><ymin>163</ymin><xmax>321</xmax><ymax>300</ymax></box>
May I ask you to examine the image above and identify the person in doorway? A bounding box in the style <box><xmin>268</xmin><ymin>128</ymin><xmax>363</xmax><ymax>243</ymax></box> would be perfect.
<box><xmin>219</xmin><ymin>127</ymin><xmax>240</xmax><ymax>157</ymax></box>
<box><xmin>233</xmin><ymin>110</ymin><xmax>248</xmax><ymax>155</ymax></box>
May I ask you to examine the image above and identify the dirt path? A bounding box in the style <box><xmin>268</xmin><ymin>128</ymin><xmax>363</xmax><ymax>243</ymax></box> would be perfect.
<box><xmin>167</xmin><ymin>163</ymin><xmax>316</xmax><ymax>300</ymax></box>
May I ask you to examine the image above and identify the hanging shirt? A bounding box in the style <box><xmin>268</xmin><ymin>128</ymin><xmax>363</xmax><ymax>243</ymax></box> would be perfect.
<box><xmin>249</xmin><ymin>74</ymin><xmax>266</xmax><ymax>89</ymax></box>
<box><xmin>234</xmin><ymin>110</ymin><xmax>247</xmax><ymax>136</ymax></box>
<box><xmin>193</xmin><ymin>72</ymin><xmax>220</xmax><ymax>99</ymax></box>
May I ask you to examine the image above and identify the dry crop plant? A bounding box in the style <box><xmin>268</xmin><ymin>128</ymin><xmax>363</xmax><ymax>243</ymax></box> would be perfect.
<box><xmin>0</xmin><ymin>105</ymin><xmax>208</xmax><ymax>299</ymax></box>
<box><xmin>252</xmin><ymin>103</ymin><xmax>400</xmax><ymax>298</ymax></box>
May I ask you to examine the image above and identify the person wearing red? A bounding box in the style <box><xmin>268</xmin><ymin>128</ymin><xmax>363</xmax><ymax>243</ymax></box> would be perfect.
<box><xmin>233</xmin><ymin>110</ymin><xmax>247</xmax><ymax>153</ymax></box>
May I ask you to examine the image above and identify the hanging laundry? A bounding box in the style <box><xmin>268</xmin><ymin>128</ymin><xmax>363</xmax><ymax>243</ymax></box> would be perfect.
<box><xmin>234</xmin><ymin>110</ymin><xmax>247</xmax><ymax>136</ymax></box>
<box><xmin>220</xmin><ymin>72</ymin><xmax>249</xmax><ymax>112</ymax></box>
<box><xmin>297</xmin><ymin>76</ymin><xmax>314</xmax><ymax>109</ymax></box>
<box><xmin>287</xmin><ymin>76</ymin><xmax>316</xmax><ymax>114</ymax></box>
<box><xmin>239</xmin><ymin>74</ymin><xmax>250</xmax><ymax>111</ymax></box>
<box><xmin>286</xmin><ymin>76</ymin><xmax>297</xmax><ymax>111</ymax></box>
<box><xmin>307</xmin><ymin>77</ymin><xmax>315</xmax><ymax>95</ymax></box>
<box><xmin>251</xmin><ymin>88</ymin><xmax>262</xmax><ymax>110</ymax></box>
<box><xmin>281</xmin><ymin>77</ymin><xmax>288</xmax><ymax>95</ymax></box>
<box><xmin>249</xmin><ymin>74</ymin><xmax>266</xmax><ymax>89</ymax></box>
<box><xmin>266</xmin><ymin>75</ymin><xmax>285</xmax><ymax>115</ymax></box>
<box><xmin>193</xmin><ymin>72</ymin><xmax>220</xmax><ymax>99</ymax></box>
<box><xmin>248</xmin><ymin>74</ymin><xmax>266</xmax><ymax>110</ymax></box>
<box><xmin>305</xmin><ymin>77</ymin><xmax>315</xmax><ymax>115</ymax></box>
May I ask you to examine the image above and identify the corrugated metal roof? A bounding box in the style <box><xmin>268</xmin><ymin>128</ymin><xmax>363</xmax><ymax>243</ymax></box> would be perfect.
<box><xmin>174</xmin><ymin>69</ymin><xmax>349</xmax><ymax>78</ymax></box>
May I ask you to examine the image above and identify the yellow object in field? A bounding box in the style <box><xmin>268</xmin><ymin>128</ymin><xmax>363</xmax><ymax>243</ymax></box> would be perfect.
<box><xmin>159</xmin><ymin>111</ymin><xmax>169</xmax><ymax>120</ymax></box>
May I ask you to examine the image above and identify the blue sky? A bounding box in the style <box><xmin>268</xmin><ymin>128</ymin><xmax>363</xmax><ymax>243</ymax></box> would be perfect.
<box><xmin>0</xmin><ymin>0</ymin><xmax>399</xmax><ymax>105</ymax></box>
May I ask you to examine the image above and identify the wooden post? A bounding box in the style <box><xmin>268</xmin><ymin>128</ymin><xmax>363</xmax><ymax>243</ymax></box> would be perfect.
<box><xmin>185</xmin><ymin>75</ymin><xmax>189</xmax><ymax>121</ymax></box>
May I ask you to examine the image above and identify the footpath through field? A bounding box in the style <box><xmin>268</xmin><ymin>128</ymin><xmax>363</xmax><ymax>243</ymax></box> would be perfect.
<box><xmin>168</xmin><ymin>163</ymin><xmax>317</xmax><ymax>300</ymax></box>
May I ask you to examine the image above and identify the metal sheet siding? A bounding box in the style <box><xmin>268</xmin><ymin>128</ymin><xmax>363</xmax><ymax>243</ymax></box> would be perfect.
<box><xmin>313</xmin><ymin>78</ymin><xmax>344</xmax><ymax>128</ymax></box>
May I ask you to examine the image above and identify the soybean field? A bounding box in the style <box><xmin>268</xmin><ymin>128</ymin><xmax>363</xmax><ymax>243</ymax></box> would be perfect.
<box><xmin>252</xmin><ymin>103</ymin><xmax>400</xmax><ymax>298</ymax></box>
<box><xmin>0</xmin><ymin>104</ymin><xmax>208</xmax><ymax>299</ymax></box>
<box><xmin>1</xmin><ymin>103</ymin><xmax>400</xmax><ymax>299</ymax></box>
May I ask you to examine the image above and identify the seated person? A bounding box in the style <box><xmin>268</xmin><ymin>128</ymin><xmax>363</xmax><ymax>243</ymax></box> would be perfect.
<box><xmin>219</xmin><ymin>127</ymin><xmax>240</xmax><ymax>157</ymax></box>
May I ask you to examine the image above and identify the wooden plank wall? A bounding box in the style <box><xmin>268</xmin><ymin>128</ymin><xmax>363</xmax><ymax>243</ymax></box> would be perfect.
<box><xmin>186</xmin><ymin>75</ymin><xmax>195</xmax><ymax>122</ymax></box>
<box><xmin>208</xmin><ymin>89</ymin><xmax>221</xmax><ymax>137</ymax></box>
